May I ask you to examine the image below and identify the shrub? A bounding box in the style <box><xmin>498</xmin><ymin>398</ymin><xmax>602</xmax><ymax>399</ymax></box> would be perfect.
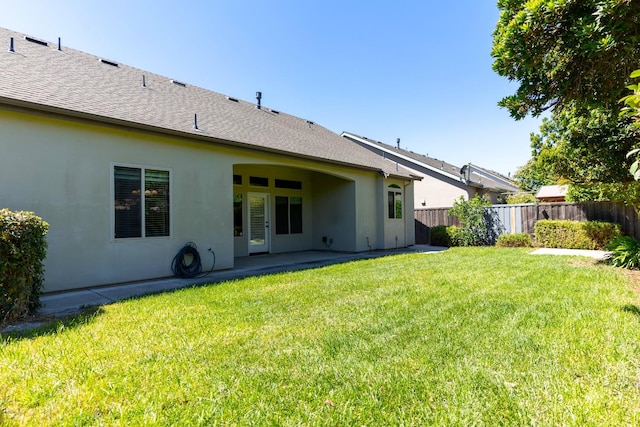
<box><xmin>605</xmin><ymin>236</ymin><xmax>640</xmax><ymax>269</ymax></box>
<box><xmin>534</xmin><ymin>220</ymin><xmax>621</xmax><ymax>250</ymax></box>
<box><xmin>506</xmin><ymin>193</ymin><xmax>536</xmax><ymax>204</ymax></box>
<box><xmin>447</xmin><ymin>196</ymin><xmax>499</xmax><ymax>246</ymax></box>
<box><xmin>0</xmin><ymin>209</ymin><xmax>49</xmax><ymax>325</ymax></box>
<box><xmin>429</xmin><ymin>225</ymin><xmax>451</xmax><ymax>246</ymax></box>
<box><xmin>496</xmin><ymin>233</ymin><xmax>533</xmax><ymax>247</ymax></box>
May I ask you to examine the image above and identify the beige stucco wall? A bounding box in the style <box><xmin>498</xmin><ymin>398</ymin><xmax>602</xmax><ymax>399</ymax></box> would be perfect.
<box><xmin>413</xmin><ymin>170</ymin><xmax>469</xmax><ymax>208</ymax></box>
<box><xmin>1</xmin><ymin>110</ymin><xmax>236</xmax><ymax>292</ymax></box>
<box><xmin>1</xmin><ymin>108</ymin><xmax>415</xmax><ymax>292</ymax></box>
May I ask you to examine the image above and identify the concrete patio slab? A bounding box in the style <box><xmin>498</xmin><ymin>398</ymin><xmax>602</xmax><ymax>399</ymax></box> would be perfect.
<box><xmin>29</xmin><ymin>245</ymin><xmax>447</xmax><ymax>320</ymax></box>
<box><xmin>530</xmin><ymin>248</ymin><xmax>610</xmax><ymax>260</ymax></box>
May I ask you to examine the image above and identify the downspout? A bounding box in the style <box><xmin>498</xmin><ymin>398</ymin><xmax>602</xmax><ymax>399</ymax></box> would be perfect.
<box><xmin>404</xmin><ymin>179</ymin><xmax>412</xmax><ymax>247</ymax></box>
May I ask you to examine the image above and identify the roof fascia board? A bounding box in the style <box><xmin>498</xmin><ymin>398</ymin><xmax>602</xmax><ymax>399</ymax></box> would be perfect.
<box><xmin>342</xmin><ymin>132</ymin><xmax>462</xmax><ymax>182</ymax></box>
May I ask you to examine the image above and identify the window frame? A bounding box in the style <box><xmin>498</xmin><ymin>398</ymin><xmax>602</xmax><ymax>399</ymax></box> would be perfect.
<box><xmin>387</xmin><ymin>184</ymin><xmax>403</xmax><ymax>220</ymax></box>
<box><xmin>111</xmin><ymin>162</ymin><xmax>172</xmax><ymax>240</ymax></box>
<box><xmin>275</xmin><ymin>195</ymin><xmax>303</xmax><ymax>235</ymax></box>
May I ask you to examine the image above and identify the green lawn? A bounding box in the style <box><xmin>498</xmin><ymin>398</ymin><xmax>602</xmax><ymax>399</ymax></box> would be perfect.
<box><xmin>2</xmin><ymin>247</ymin><xmax>640</xmax><ymax>426</ymax></box>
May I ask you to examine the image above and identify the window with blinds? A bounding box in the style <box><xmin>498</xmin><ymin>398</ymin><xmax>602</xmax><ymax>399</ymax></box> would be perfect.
<box><xmin>114</xmin><ymin>165</ymin><xmax>170</xmax><ymax>238</ymax></box>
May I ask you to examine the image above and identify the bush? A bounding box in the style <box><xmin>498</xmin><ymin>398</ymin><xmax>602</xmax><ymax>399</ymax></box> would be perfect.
<box><xmin>429</xmin><ymin>225</ymin><xmax>451</xmax><ymax>246</ymax></box>
<box><xmin>605</xmin><ymin>236</ymin><xmax>640</xmax><ymax>269</ymax></box>
<box><xmin>496</xmin><ymin>233</ymin><xmax>533</xmax><ymax>247</ymax></box>
<box><xmin>0</xmin><ymin>209</ymin><xmax>49</xmax><ymax>325</ymax></box>
<box><xmin>534</xmin><ymin>220</ymin><xmax>621</xmax><ymax>250</ymax></box>
<box><xmin>506</xmin><ymin>193</ymin><xmax>536</xmax><ymax>204</ymax></box>
<box><xmin>447</xmin><ymin>196</ymin><xmax>499</xmax><ymax>246</ymax></box>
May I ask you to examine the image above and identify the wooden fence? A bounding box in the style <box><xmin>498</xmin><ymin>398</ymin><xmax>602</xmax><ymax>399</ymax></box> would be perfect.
<box><xmin>414</xmin><ymin>202</ymin><xmax>639</xmax><ymax>244</ymax></box>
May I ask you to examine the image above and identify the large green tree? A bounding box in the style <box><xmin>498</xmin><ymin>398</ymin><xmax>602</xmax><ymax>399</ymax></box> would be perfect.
<box><xmin>494</xmin><ymin>0</ymin><xmax>640</xmax><ymax>203</ymax></box>
<box><xmin>492</xmin><ymin>0</ymin><xmax>640</xmax><ymax>119</ymax></box>
<box><xmin>514</xmin><ymin>106</ymin><xmax>638</xmax><ymax>190</ymax></box>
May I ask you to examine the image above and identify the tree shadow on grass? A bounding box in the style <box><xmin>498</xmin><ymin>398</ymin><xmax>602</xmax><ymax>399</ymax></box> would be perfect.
<box><xmin>621</xmin><ymin>304</ymin><xmax>640</xmax><ymax>319</ymax></box>
<box><xmin>1</xmin><ymin>306</ymin><xmax>105</xmax><ymax>342</ymax></box>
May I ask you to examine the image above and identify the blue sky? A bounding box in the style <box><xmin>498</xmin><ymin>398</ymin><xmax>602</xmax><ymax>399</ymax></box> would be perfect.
<box><xmin>2</xmin><ymin>0</ymin><xmax>542</xmax><ymax>177</ymax></box>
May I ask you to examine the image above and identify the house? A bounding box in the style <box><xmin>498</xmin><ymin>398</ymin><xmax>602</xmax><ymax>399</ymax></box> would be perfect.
<box><xmin>535</xmin><ymin>185</ymin><xmax>568</xmax><ymax>203</ymax></box>
<box><xmin>0</xmin><ymin>28</ymin><xmax>417</xmax><ymax>292</ymax></box>
<box><xmin>341</xmin><ymin>133</ymin><xmax>519</xmax><ymax>207</ymax></box>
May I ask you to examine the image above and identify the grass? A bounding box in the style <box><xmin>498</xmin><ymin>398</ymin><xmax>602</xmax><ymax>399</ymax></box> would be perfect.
<box><xmin>2</xmin><ymin>247</ymin><xmax>640</xmax><ymax>426</ymax></box>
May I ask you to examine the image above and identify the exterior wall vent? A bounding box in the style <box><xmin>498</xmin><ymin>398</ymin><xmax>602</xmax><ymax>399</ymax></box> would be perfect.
<box><xmin>171</xmin><ymin>79</ymin><xmax>186</xmax><ymax>87</ymax></box>
<box><xmin>100</xmin><ymin>59</ymin><xmax>119</xmax><ymax>67</ymax></box>
<box><xmin>24</xmin><ymin>36</ymin><xmax>48</xmax><ymax>47</ymax></box>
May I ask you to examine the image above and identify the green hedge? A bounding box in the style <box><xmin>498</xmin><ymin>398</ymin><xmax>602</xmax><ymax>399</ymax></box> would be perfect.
<box><xmin>1</xmin><ymin>209</ymin><xmax>49</xmax><ymax>325</ymax></box>
<box><xmin>534</xmin><ymin>220</ymin><xmax>621</xmax><ymax>250</ymax></box>
<box><xmin>496</xmin><ymin>233</ymin><xmax>533</xmax><ymax>248</ymax></box>
<box><xmin>429</xmin><ymin>225</ymin><xmax>451</xmax><ymax>247</ymax></box>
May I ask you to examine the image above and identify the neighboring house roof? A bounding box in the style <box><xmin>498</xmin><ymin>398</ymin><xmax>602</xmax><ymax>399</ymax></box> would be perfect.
<box><xmin>462</xmin><ymin>163</ymin><xmax>520</xmax><ymax>193</ymax></box>
<box><xmin>342</xmin><ymin>132</ymin><xmax>518</xmax><ymax>192</ymax></box>
<box><xmin>536</xmin><ymin>184</ymin><xmax>568</xmax><ymax>200</ymax></box>
<box><xmin>0</xmin><ymin>28</ymin><xmax>413</xmax><ymax>179</ymax></box>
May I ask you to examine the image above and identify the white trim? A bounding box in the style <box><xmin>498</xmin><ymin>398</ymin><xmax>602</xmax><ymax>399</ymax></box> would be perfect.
<box><xmin>342</xmin><ymin>132</ymin><xmax>462</xmax><ymax>182</ymax></box>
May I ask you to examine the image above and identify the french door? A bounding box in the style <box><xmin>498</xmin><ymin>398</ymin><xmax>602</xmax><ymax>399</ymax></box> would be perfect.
<box><xmin>248</xmin><ymin>193</ymin><xmax>270</xmax><ymax>253</ymax></box>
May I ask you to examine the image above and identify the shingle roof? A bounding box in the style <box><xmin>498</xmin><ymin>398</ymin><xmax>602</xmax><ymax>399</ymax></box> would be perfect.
<box><xmin>536</xmin><ymin>184</ymin><xmax>568</xmax><ymax>199</ymax></box>
<box><xmin>0</xmin><ymin>28</ymin><xmax>413</xmax><ymax>179</ymax></box>
<box><xmin>342</xmin><ymin>132</ymin><xmax>518</xmax><ymax>192</ymax></box>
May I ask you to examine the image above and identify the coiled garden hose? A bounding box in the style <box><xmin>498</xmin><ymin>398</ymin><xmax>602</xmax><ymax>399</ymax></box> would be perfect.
<box><xmin>171</xmin><ymin>242</ymin><xmax>216</xmax><ymax>279</ymax></box>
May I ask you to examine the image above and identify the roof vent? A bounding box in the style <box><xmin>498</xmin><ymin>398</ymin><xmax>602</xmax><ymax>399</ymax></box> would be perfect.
<box><xmin>193</xmin><ymin>113</ymin><xmax>199</xmax><ymax>130</ymax></box>
<box><xmin>9</xmin><ymin>37</ymin><xmax>14</xmax><ymax>53</ymax></box>
<box><xmin>25</xmin><ymin>36</ymin><xmax>48</xmax><ymax>47</ymax></box>
<box><xmin>57</xmin><ymin>37</ymin><xmax>62</xmax><ymax>51</ymax></box>
<box><xmin>142</xmin><ymin>74</ymin><xmax>147</xmax><ymax>88</ymax></box>
<box><xmin>271</xmin><ymin>109</ymin><xmax>280</xmax><ymax>114</ymax></box>
<box><xmin>256</xmin><ymin>91</ymin><xmax>262</xmax><ymax>109</ymax></box>
<box><xmin>226</xmin><ymin>96</ymin><xmax>239</xmax><ymax>102</ymax></box>
<box><xmin>396</xmin><ymin>138</ymin><xmax>400</xmax><ymax>149</ymax></box>
<box><xmin>171</xmin><ymin>79</ymin><xmax>186</xmax><ymax>87</ymax></box>
<box><xmin>100</xmin><ymin>58</ymin><xmax>119</xmax><ymax>67</ymax></box>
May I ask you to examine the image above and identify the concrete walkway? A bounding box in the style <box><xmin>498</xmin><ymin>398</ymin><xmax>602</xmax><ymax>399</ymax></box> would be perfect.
<box><xmin>530</xmin><ymin>248</ymin><xmax>610</xmax><ymax>260</ymax></box>
<box><xmin>35</xmin><ymin>245</ymin><xmax>447</xmax><ymax>319</ymax></box>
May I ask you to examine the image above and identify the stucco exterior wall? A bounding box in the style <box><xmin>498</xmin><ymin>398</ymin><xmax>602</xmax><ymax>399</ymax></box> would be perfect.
<box><xmin>1</xmin><ymin>110</ymin><xmax>236</xmax><ymax>292</ymax></box>
<box><xmin>412</xmin><ymin>170</ymin><xmax>470</xmax><ymax>208</ymax></box>
<box><xmin>1</xmin><ymin>109</ymin><xmax>415</xmax><ymax>292</ymax></box>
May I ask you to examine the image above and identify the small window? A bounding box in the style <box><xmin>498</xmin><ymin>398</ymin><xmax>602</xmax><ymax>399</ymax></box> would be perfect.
<box><xmin>387</xmin><ymin>185</ymin><xmax>402</xmax><ymax>219</ymax></box>
<box><xmin>249</xmin><ymin>176</ymin><xmax>269</xmax><ymax>187</ymax></box>
<box><xmin>275</xmin><ymin>179</ymin><xmax>302</xmax><ymax>190</ymax></box>
<box><xmin>234</xmin><ymin>194</ymin><xmax>243</xmax><ymax>236</ymax></box>
<box><xmin>114</xmin><ymin>165</ymin><xmax>170</xmax><ymax>238</ymax></box>
<box><xmin>233</xmin><ymin>174</ymin><xmax>242</xmax><ymax>185</ymax></box>
<box><xmin>275</xmin><ymin>196</ymin><xmax>302</xmax><ymax>234</ymax></box>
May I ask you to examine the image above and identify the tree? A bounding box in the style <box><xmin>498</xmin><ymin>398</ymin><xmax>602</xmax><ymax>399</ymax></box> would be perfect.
<box><xmin>447</xmin><ymin>196</ymin><xmax>499</xmax><ymax>246</ymax></box>
<box><xmin>513</xmin><ymin>106</ymin><xmax>638</xmax><ymax>191</ymax></box>
<box><xmin>620</xmin><ymin>69</ymin><xmax>640</xmax><ymax>180</ymax></box>
<box><xmin>492</xmin><ymin>0</ymin><xmax>640</xmax><ymax>119</ymax></box>
<box><xmin>512</xmin><ymin>105</ymin><xmax>640</xmax><ymax>205</ymax></box>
